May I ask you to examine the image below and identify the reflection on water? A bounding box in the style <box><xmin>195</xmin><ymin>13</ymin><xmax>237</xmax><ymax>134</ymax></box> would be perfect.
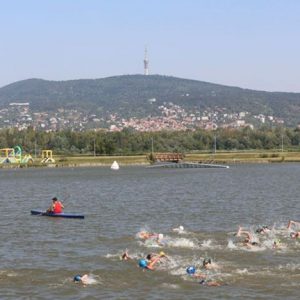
<box><xmin>0</xmin><ymin>164</ymin><xmax>299</xmax><ymax>299</ymax></box>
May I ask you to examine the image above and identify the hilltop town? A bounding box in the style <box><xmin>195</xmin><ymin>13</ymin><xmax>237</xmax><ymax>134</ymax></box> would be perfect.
<box><xmin>0</xmin><ymin>101</ymin><xmax>285</xmax><ymax>132</ymax></box>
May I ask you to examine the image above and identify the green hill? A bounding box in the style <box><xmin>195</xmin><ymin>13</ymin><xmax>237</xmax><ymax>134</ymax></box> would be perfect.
<box><xmin>1</xmin><ymin>74</ymin><xmax>300</xmax><ymax>125</ymax></box>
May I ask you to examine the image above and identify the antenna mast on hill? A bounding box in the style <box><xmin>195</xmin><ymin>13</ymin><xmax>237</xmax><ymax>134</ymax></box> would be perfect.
<box><xmin>144</xmin><ymin>46</ymin><xmax>149</xmax><ymax>75</ymax></box>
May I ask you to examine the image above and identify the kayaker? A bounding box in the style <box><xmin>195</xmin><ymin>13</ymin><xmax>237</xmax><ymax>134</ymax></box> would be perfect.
<box><xmin>47</xmin><ymin>197</ymin><xmax>64</xmax><ymax>213</ymax></box>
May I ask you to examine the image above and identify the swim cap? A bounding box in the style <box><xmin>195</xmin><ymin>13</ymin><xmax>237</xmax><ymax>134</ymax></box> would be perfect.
<box><xmin>179</xmin><ymin>226</ymin><xmax>184</xmax><ymax>231</ymax></box>
<box><xmin>203</xmin><ymin>258</ymin><xmax>212</xmax><ymax>266</ymax></box>
<box><xmin>158</xmin><ymin>233</ymin><xmax>164</xmax><ymax>240</ymax></box>
<box><xmin>138</xmin><ymin>259</ymin><xmax>148</xmax><ymax>268</ymax></box>
<box><xmin>186</xmin><ymin>266</ymin><xmax>196</xmax><ymax>275</ymax></box>
<box><xmin>73</xmin><ymin>275</ymin><xmax>82</xmax><ymax>282</ymax></box>
<box><xmin>159</xmin><ymin>251</ymin><xmax>166</xmax><ymax>257</ymax></box>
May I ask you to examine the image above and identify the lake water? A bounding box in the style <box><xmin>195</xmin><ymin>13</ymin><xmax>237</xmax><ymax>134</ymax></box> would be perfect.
<box><xmin>0</xmin><ymin>164</ymin><xmax>299</xmax><ymax>299</ymax></box>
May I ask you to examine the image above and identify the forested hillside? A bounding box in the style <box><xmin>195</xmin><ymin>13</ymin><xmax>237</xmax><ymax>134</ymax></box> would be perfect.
<box><xmin>1</xmin><ymin>75</ymin><xmax>300</xmax><ymax>125</ymax></box>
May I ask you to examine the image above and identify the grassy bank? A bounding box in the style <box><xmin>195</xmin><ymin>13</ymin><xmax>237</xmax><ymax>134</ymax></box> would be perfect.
<box><xmin>32</xmin><ymin>150</ymin><xmax>300</xmax><ymax>166</ymax></box>
<box><xmin>52</xmin><ymin>155</ymin><xmax>148</xmax><ymax>167</ymax></box>
<box><xmin>185</xmin><ymin>151</ymin><xmax>290</xmax><ymax>164</ymax></box>
<box><xmin>1</xmin><ymin>151</ymin><xmax>300</xmax><ymax>168</ymax></box>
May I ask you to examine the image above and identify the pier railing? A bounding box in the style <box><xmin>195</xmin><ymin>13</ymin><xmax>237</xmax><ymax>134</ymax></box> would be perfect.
<box><xmin>153</xmin><ymin>152</ymin><xmax>184</xmax><ymax>162</ymax></box>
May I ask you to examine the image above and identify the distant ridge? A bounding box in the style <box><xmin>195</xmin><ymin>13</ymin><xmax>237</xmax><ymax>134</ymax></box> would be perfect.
<box><xmin>0</xmin><ymin>74</ymin><xmax>300</xmax><ymax>125</ymax></box>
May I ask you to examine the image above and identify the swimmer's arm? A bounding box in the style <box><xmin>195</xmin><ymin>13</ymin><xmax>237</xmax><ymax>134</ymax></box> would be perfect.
<box><xmin>236</xmin><ymin>226</ymin><xmax>243</xmax><ymax>236</ymax></box>
<box><xmin>194</xmin><ymin>273</ymin><xmax>206</xmax><ymax>279</ymax></box>
<box><xmin>81</xmin><ymin>274</ymin><xmax>89</xmax><ymax>284</ymax></box>
<box><xmin>238</xmin><ymin>230</ymin><xmax>252</xmax><ymax>240</ymax></box>
<box><xmin>287</xmin><ymin>220</ymin><xmax>300</xmax><ymax>229</ymax></box>
<box><xmin>245</xmin><ymin>231</ymin><xmax>252</xmax><ymax>240</ymax></box>
<box><xmin>206</xmin><ymin>281</ymin><xmax>221</xmax><ymax>286</ymax></box>
<box><xmin>236</xmin><ymin>226</ymin><xmax>250</xmax><ymax>235</ymax></box>
<box><xmin>147</xmin><ymin>256</ymin><xmax>161</xmax><ymax>269</ymax></box>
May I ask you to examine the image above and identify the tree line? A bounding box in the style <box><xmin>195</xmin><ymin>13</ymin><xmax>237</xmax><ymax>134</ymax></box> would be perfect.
<box><xmin>0</xmin><ymin>126</ymin><xmax>300</xmax><ymax>156</ymax></box>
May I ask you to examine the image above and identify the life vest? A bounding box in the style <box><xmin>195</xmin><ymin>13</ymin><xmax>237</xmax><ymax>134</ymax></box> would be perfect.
<box><xmin>53</xmin><ymin>201</ymin><xmax>63</xmax><ymax>213</ymax></box>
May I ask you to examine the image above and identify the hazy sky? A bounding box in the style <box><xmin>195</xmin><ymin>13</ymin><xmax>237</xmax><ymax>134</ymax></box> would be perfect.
<box><xmin>1</xmin><ymin>0</ymin><xmax>300</xmax><ymax>92</ymax></box>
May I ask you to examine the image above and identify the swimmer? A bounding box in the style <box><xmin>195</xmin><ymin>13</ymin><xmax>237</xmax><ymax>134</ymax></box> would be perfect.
<box><xmin>272</xmin><ymin>239</ymin><xmax>281</xmax><ymax>249</ymax></box>
<box><xmin>286</xmin><ymin>221</ymin><xmax>300</xmax><ymax>239</ymax></box>
<box><xmin>156</xmin><ymin>233</ymin><xmax>166</xmax><ymax>246</ymax></box>
<box><xmin>236</xmin><ymin>226</ymin><xmax>259</xmax><ymax>248</ymax></box>
<box><xmin>199</xmin><ymin>279</ymin><xmax>222</xmax><ymax>287</ymax></box>
<box><xmin>203</xmin><ymin>258</ymin><xmax>212</xmax><ymax>270</ymax></box>
<box><xmin>256</xmin><ymin>226</ymin><xmax>271</xmax><ymax>234</ymax></box>
<box><xmin>290</xmin><ymin>232</ymin><xmax>300</xmax><ymax>239</ymax></box>
<box><xmin>73</xmin><ymin>274</ymin><xmax>89</xmax><ymax>284</ymax></box>
<box><xmin>146</xmin><ymin>251</ymin><xmax>168</xmax><ymax>263</ymax></box>
<box><xmin>236</xmin><ymin>226</ymin><xmax>252</xmax><ymax>240</ymax></box>
<box><xmin>121</xmin><ymin>250</ymin><xmax>131</xmax><ymax>260</ymax></box>
<box><xmin>287</xmin><ymin>220</ymin><xmax>300</xmax><ymax>230</ymax></box>
<box><xmin>243</xmin><ymin>238</ymin><xmax>259</xmax><ymax>248</ymax></box>
<box><xmin>186</xmin><ymin>266</ymin><xmax>206</xmax><ymax>279</ymax></box>
<box><xmin>138</xmin><ymin>254</ymin><xmax>164</xmax><ymax>271</ymax></box>
<box><xmin>138</xmin><ymin>231</ymin><xmax>158</xmax><ymax>240</ymax></box>
<box><xmin>173</xmin><ymin>225</ymin><xmax>184</xmax><ymax>233</ymax></box>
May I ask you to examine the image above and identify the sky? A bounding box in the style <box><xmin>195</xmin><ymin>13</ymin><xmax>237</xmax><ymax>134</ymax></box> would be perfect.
<box><xmin>1</xmin><ymin>0</ymin><xmax>300</xmax><ymax>92</ymax></box>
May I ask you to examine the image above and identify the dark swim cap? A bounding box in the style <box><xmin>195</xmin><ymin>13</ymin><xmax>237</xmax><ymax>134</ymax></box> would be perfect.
<box><xmin>203</xmin><ymin>258</ymin><xmax>212</xmax><ymax>266</ymax></box>
<box><xmin>52</xmin><ymin>197</ymin><xmax>58</xmax><ymax>201</ymax></box>
<box><xmin>73</xmin><ymin>275</ymin><xmax>82</xmax><ymax>282</ymax></box>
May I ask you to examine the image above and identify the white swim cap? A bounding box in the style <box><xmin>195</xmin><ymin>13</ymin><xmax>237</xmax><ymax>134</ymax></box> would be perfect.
<box><xmin>158</xmin><ymin>233</ymin><xmax>164</xmax><ymax>240</ymax></box>
<box><xmin>179</xmin><ymin>226</ymin><xmax>184</xmax><ymax>231</ymax></box>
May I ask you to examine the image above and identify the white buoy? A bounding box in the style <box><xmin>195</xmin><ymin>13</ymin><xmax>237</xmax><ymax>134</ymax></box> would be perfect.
<box><xmin>111</xmin><ymin>160</ymin><xmax>119</xmax><ymax>170</ymax></box>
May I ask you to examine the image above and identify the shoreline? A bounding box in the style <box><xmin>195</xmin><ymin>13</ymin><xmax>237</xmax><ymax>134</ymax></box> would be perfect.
<box><xmin>1</xmin><ymin>151</ymin><xmax>300</xmax><ymax>168</ymax></box>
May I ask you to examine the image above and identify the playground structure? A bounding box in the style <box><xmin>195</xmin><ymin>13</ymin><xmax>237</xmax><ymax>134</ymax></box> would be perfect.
<box><xmin>0</xmin><ymin>146</ymin><xmax>33</xmax><ymax>164</ymax></box>
<box><xmin>41</xmin><ymin>150</ymin><xmax>55</xmax><ymax>163</ymax></box>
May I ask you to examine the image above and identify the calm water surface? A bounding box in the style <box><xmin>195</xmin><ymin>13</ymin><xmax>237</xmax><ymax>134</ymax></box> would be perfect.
<box><xmin>0</xmin><ymin>164</ymin><xmax>299</xmax><ymax>299</ymax></box>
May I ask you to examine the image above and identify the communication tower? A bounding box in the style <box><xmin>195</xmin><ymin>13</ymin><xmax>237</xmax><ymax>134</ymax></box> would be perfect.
<box><xmin>144</xmin><ymin>47</ymin><xmax>149</xmax><ymax>75</ymax></box>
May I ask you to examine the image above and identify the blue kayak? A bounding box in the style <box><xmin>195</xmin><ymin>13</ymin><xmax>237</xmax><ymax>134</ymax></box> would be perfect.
<box><xmin>31</xmin><ymin>210</ymin><xmax>84</xmax><ymax>219</ymax></box>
